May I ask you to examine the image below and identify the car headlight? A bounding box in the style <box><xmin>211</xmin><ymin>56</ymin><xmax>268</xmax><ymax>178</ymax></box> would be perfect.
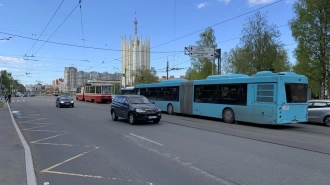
<box><xmin>157</xmin><ymin>107</ymin><xmax>161</xmax><ymax>112</ymax></box>
<box><xmin>60</xmin><ymin>101</ymin><xmax>64</xmax><ymax>103</ymax></box>
<box><xmin>135</xmin><ymin>108</ymin><xmax>145</xmax><ymax>113</ymax></box>
<box><xmin>71</xmin><ymin>101</ymin><xmax>74</xmax><ymax>103</ymax></box>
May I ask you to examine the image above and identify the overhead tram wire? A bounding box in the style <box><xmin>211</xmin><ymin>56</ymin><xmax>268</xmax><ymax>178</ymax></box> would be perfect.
<box><xmin>33</xmin><ymin>2</ymin><xmax>80</xmax><ymax>56</ymax></box>
<box><xmin>150</xmin><ymin>0</ymin><xmax>283</xmax><ymax>49</ymax></box>
<box><xmin>79</xmin><ymin>0</ymin><xmax>87</xmax><ymax>62</ymax></box>
<box><xmin>0</xmin><ymin>31</ymin><xmax>183</xmax><ymax>53</ymax></box>
<box><xmin>0</xmin><ymin>27</ymin><xmax>117</xmax><ymax>48</ymax></box>
<box><xmin>25</xmin><ymin>0</ymin><xmax>65</xmax><ymax>56</ymax></box>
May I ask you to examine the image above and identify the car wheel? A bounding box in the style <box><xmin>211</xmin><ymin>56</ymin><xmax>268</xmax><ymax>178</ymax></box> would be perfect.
<box><xmin>323</xmin><ymin>116</ymin><xmax>330</xmax><ymax>127</ymax></box>
<box><xmin>222</xmin><ymin>108</ymin><xmax>235</xmax><ymax>123</ymax></box>
<box><xmin>167</xmin><ymin>104</ymin><xmax>174</xmax><ymax>115</ymax></box>
<box><xmin>72</xmin><ymin>104</ymin><xmax>74</xmax><ymax>108</ymax></box>
<box><xmin>56</xmin><ymin>104</ymin><xmax>58</xmax><ymax>107</ymax></box>
<box><xmin>128</xmin><ymin>112</ymin><xmax>136</xmax><ymax>125</ymax></box>
<box><xmin>111</xmin><ymin>110</ymin><xmax>118</xmax><ymax>121</ymax></box>
<box><xmin>153</xmin><ymin>119</ymin><xmax>160</xmax><ymax>123</ymax></box>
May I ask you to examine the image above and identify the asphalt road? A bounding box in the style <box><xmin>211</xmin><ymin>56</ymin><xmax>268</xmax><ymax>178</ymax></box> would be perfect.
<box><xmin>9</xmin><ymin>96</ymin><xmax>330</xmax><ymax>185</ymax></box>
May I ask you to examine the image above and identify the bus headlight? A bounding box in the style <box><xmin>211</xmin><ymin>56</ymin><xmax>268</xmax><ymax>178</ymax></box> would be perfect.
<box><xmin>135</xmin><ymin>108</ymin><xmax>145</xmax><ymax>113</ymax></box>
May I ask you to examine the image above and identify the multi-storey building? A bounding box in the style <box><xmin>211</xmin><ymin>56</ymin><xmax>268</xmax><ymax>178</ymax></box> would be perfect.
<box><xmin>121</xmin><ymin>13</ymin><xmax>150</xmax><ymax>87</ymax></box>
<box><xmin>64</xmin><ymin>67</ymin><xmax>77</xmax><ymax>93</ymax></box>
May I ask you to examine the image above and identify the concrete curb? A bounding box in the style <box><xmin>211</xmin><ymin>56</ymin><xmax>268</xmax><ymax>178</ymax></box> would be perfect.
<box><xmin>7</xmin><ymin>103</ymin><xmax>37</xmax><ymax>185</ymax></box>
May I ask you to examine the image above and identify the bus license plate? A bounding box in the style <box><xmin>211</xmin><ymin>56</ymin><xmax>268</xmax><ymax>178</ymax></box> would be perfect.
<box><xmin>149</xmin><ymin>116</ymin><xmax>157</xmax><ymax>119</ymax></box>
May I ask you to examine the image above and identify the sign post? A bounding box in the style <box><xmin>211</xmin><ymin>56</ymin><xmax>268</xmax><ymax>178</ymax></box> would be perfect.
<box><xmin>188</xmin><ymin>46</ymin><xmax>215</xmax><ymax>59</ymax></box>
<box><xmin>184</xmin><ymin>46</ymin><xmax>221</xmax><ymax>75</ymax></box>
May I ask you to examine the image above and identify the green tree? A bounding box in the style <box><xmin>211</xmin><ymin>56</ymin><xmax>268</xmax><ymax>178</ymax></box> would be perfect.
<box><xmin>133</xmin><ymin>67</ymin><xmax>159</xmax><ymax>85</ymax></box>
<box><xmin>289</xmin><ymin>0</ymin><xmax>330</xmax><ymax>98</ymax></box>
<box><xmin>222</xmin><ymin>11</ymin><xmax>290</xmax><ymax>75</ymax></box>
<box><xmin>185</xmin><ymin>27</ymin><xmax>217</xmax><ymax>80</ymax></box>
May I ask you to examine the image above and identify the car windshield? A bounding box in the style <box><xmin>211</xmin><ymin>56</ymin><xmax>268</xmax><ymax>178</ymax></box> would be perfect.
<box><xmin>128</xmin><ymin>96</ymin><xmax>150</xmax><ymax>104</ymax></box>
<box><xmin>60</xmin><ymin>96</ymin><xmax>71</xmax><ymax>100</ymax></box>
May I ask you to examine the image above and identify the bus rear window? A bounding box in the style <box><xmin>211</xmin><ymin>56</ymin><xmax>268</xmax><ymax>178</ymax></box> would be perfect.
<box><xmin>285</xmin><ymin>83</ymin><xmax>308</xmax><ymax>103</ymax></box>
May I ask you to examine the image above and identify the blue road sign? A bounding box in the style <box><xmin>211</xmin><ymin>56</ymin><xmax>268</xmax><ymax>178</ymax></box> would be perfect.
<box><xmin>1</xmin><ymin>85</ymin><xmax>4</xmax><ymax>90</ymax></box>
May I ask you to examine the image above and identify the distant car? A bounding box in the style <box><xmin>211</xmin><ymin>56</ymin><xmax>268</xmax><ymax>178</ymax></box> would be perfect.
<box><xmin>29</xmin><ymin>94</ymin><xmax>35</xmax><ymax>97</ymax></box>
<box><xmin>110</xmin><ymin>95</ymin><xmax>161</xmax><ymax>125</ymax></box>
<box><xmin>56</xmin><ymin>96</ymin><xmax>74</xmax><ymax>108</ymax></box>
<box><xmin>308</xmin><ymin>100</ymin><xmax>330</xmax><ymax>127</ymax></box>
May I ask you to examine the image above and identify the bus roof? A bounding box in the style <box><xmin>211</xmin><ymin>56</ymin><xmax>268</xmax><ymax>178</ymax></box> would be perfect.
<box><xmin>134</xmin><ymin>71</ymin><xmax>308</xmax><ymax>88</ymax></box>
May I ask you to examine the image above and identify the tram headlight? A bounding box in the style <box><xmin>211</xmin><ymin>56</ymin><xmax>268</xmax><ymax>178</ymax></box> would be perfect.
<box><xmin>135</xmin><ymin>108</ymin><xmax>145</xmax><ymax>113</ymax></box>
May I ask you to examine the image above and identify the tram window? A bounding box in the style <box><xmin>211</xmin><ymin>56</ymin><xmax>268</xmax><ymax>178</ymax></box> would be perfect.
<box><xmin>96</xmin><ymin>86</ymin><xmax>101</xmax><ymax>94</ymax></box>
<box><xmin>90</xmin><ymin>86</ymin><xmax>96</xmax><ymax>94</ymax></box>
<box><xmin>85</xmin><ymin>87</ymin><xmax>90</xmax><ymax>93</ymax></box>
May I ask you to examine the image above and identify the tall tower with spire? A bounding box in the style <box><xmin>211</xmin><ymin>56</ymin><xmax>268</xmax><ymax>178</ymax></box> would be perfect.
<box><xmin>121</xmin><ymin>12</ymin><xmax>150</xmax><ymax>87</ymax></box>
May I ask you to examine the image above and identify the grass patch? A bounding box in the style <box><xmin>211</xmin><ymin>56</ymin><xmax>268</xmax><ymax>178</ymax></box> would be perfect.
<box><xmin>0</xmin><ymin>101</ymin><xmax>4</xmax><ymax>108</ymax></box>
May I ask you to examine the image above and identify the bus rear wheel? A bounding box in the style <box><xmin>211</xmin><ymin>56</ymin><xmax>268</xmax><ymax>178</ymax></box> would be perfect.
<box><xmin>167</xmin><ymin>104</ymin><xmax>174</xmax><ymax>115</ymax></box>
<box><xmin>222</xmin><ymin>108</ymin><xmax>235</xmax><ymax>123</ymax></box>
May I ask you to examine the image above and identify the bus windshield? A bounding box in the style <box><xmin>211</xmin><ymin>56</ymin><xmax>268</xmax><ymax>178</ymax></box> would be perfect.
<box><xmin>285</xmin><ymin>83</ymin><xmax>308</xmax><ymax>103</ymax></box>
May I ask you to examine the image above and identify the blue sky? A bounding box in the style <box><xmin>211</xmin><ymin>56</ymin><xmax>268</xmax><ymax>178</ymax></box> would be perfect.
<box><xmin>0</xmin><ymin>0</ymin><xmax>297</xmax><ymax>85</ymax></box>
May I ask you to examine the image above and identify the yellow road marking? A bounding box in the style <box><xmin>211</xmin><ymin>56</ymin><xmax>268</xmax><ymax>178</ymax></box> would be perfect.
<box><xmin>25</xmin><ymin>130</ymin><xmax>67</xmax><ymax>133</ymax></box>
<box><xmin>41</xmin><ymin>147</ymin><xmax>99</xmax><ymax>172</ymax></box>
<box><xmin>30</xmin><ymin>132</ymin><xmax>69</xmax><ymax>143</ymax></box>
<box><xmin>23</xmin><ymin>125</ymin><xmax>48</xmax><ymax>130</ymax></box>
<box><xmin>42</xmin><ymin>170</ymin><xmax>103</xmax><ymax>179</ymax></box>
<box><xmin>34</xmin><ymin>143</ymin><xmax>92</xmax><ymax>147</ymax></box>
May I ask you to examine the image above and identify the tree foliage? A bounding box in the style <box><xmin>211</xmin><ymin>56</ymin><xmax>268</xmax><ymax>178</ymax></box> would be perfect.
<box><xmin>185</xmin><ymin>28</ymin><xmax>217</xmax><ymax>80</ymax></box>
<box><xmin>0</xmin><ymin>70</ymin><xmax>26</xmax><ymax>94</ymax></box>
<box><xmin>133</xmin><ymin>67</ymin><xmax>159</xmax><ymax>85</ymax></box>
<box><xmin>289</xmin><ymin>0</ymin><xmax>330</xmax><ymax>98</ymax></box>
<box><xmin>222</xmin><ymin>11</ymin><xmax>291</xmax><ymax>75</ymax></box>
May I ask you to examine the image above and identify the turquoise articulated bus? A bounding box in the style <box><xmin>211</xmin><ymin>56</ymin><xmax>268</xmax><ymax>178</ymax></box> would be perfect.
<box><xmin>134</xmin><ymin>71</ymin><xmax>309</xmax><ymax>125</ymax></box>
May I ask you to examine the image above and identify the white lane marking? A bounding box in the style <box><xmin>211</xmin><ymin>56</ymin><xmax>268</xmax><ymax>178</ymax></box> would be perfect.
<box><xmin>130</xmin><ymin>133</ymin><xmax>163</xmax><ymax>146</ymax></box>
<box><xmin>78</xmin><ymin>114</ymin><xmax>86</xmax><ymax>118</ymax></box>
<box><xmin>47</xmin><ymin>100</ymin><xmax>50</xmax><ymax>101</ymax></box>
<box><xmin>12</xmin><ymin>100</ymin><xmax>15</xmax><ymax>102</ymax></box>
<box><xmin>18</xmin><ymin>100</ymin><xmax>20</xmax><ymax>102</ymax></box>
<box><xmin>23</xmin><ymin>100</ymin><xmax>25</xmax><ymax>102</ymax></box>
<box><xmin>7</xmin><ymin>103</ymin><xmax>37</xmax><ymax>185</ymax></box>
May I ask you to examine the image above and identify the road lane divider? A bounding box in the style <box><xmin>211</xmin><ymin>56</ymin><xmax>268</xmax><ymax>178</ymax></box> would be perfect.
<box><xmin>130</xmin><ymin>133</ymin><xmax>164</xmax><ymax>146</ymax></box>
<box><xmin>8</xmin><ymin>104</ymin><xmax>37</xmax><ymax>185</ymax></box>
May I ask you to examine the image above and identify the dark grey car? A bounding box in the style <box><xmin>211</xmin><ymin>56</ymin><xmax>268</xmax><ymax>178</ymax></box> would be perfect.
<box><xmin>308</xmin><ymin>100</ymin><xmax>330</xmax><ymax>127</ymax></box>
<box><xmin>56</xmin><ymin>96</ymin><xmax>74</xmax><ymax>108</ymax></box>
<box><xmin>110</xmin><ymin>95</ymin><xmax>162</xmax><ymax>125</ymax></box>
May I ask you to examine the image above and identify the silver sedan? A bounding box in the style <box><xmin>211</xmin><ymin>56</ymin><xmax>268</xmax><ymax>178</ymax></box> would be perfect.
<box><xmin>308</xmin><ymin>100</ymin><xmax>330</xmax><ymax>127</ymax></box>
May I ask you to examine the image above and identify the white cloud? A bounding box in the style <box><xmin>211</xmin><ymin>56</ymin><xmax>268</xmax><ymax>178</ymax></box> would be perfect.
<box><xmin>0</xmin><ymin>56</ymin><xmax>25</xmax><ymax>66</ymax></box>
<box><xmin>197</xmin><ymin>2</ymin><xmax>209</xmax><ymax>9</ymax></box>
<box><xmin>248</xmin><ymin>0</ymin><xmax>274</xmax><ymax>6</ymax></box>
<box><xmin>0</xmin><ymin>4</ymin><xmax>3</xmax><ymax>7</ymax></box>
<box><xmin>218</xmin><ymin>0</ymin><xmax>231</xmax><ymax>5</ymax></box>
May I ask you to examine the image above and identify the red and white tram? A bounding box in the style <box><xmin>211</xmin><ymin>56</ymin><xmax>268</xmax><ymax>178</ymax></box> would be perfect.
<box><xmin>76</xmin><ymin>83</ymin><xmax>112</xmax><ymax>103</ymax></box>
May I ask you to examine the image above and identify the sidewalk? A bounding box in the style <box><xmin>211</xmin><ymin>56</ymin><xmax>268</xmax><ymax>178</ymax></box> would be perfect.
<box><xmin>0</xmin><ymin>100</ymin><xmax>27</xmax><ymax>185</ymax></box>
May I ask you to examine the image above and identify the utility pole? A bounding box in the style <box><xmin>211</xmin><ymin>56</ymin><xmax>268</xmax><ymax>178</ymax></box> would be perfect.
<box><xmin>216</xmin><ymin>49</ymin><xmax>221</xmax><ymax>75</ymax></box>
<box><xmin>125</xmin><ymin>67</ymin><xmax>127</xmax><ymax>88</ymax></box>
<box><xmin>166</xmin><ymin>58</ymin><xmax>169</xmax><ymax>80</ymax></box>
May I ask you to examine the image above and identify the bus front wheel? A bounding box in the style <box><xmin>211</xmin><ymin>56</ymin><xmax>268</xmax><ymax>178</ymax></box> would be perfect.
<box><xmin>222</xmin><ymin>108</ymin><xmax>235</xmax><ymax>123</ymax></box>
<box><xmin>167</xmin><ymin>104</ymin><xmax>174</xmax><ymax>115</ymax></box>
